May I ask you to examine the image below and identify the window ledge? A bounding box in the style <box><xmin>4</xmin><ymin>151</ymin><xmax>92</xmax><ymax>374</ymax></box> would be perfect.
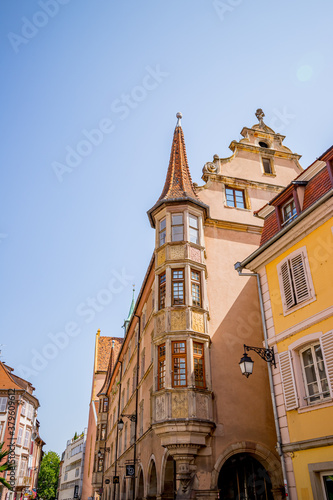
<box><xmin>262</xmin><ymin>173</ymin><xmax>276</xmax><ymax>177</ymax></box>
<box><xmin>297</xmin><ymin>398</ymin><xmax>333</xmax><ymax>413</ymax></box>
<box><xmin>224</xmin><ymin>205</ymin><xmax>251</xmax><ymax>212</ymax></box>
<box><xmin>283</xmin><ymin>295</ymin><xmax>317</xmax><ymax>316</ymax></box>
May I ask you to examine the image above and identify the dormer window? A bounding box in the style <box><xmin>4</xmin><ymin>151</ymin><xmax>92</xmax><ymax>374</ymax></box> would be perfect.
<box><xmin>281</xmin><ymin>199</ymin><xmax>297</xmax><ymax>226</ymax></box>
<box><xmin>171</xmin><ymin>214</ymin><xmax>184</xmax><ymax>242</ymax></box>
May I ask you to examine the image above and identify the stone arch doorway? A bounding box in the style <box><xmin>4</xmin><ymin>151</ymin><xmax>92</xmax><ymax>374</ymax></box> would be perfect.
<box><xmin>137</xmin><ymin>467</ymin><xmax>145</xmax><ymax>500</ymax></box>
<box><xmin>147</xmin><ymin>460</ymin><xmax>158</xmax><ymax>500</ymax></box>
<box><xmin>162</xmin><ymin>455</ymin><xmax>176</xmax><ymax>499</ymax></box>
<box><xmin>218</xmin><ymin>453</ymin><xmax>274</xmax><ymax>500</ymax></box>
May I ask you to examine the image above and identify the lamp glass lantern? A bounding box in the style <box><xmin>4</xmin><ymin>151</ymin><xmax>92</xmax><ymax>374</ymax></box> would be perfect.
<box><xmin>117</xmin><ymin>418</ymin><xmax>124</xmax><ymax>431</ymax></box>
<box><xmin>239</xmin><ymin>352</ymin><xmax>254</xmax><ymax>378</ymax></box>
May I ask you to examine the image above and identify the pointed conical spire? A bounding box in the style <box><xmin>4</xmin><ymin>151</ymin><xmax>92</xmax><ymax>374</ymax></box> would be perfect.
<box><xmin>148</xmin><ymin>113</ymin><xmax>208</xmax><ymax>227</ymax></box>
<box><xmin>123</xmin><ymin>286</ymin><xmax>135</xmax><ymax>332</ymax></box>
<box><xmin>158</xmin><ymin>112</ymin><xmax>199</xmax><ymax>203</ymax></box>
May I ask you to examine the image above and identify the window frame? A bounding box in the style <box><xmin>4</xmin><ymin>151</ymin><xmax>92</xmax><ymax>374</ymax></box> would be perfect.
<box><xmin>159</xmin><ymin>217</ymin><xmax>166</xmax><ymax>247</ymax></box>
<box><xmin>172</xmin><ymin>341</ymin><xmax>187</xmax><ymax>388</ymax></box>
<box><xmin>262</xmin><ymin>157</ymin><xmax>274</xmax><ymax>175</ymax></box>
<box><xmin>225</xmin><ymin>186</ymin><xmax>246</xmax><ymax>209</ymax></box>
<box><xmin>300</xmin><ymin>343</ymin><xmax>330</xmax><ymax>404</ymax></box>
<box><xmin>191</xmin><ymin>269</ymin><xmax>201</xmax><ymax>308</ymax></box>
<box><xmin>189</xmin><ymin>214</ymin><xmax>199</xmax><ymax>245</ymax></box>
<box><xmin>277</xmin><ymin>246</ymin><xmax>315</xmax><ymax>315</ymax></box>
<box><xmin>159</xmin><ymin>272</ymin><xmax>166</xmax><ymax>310</ymax></box>
<box><xmin>158</xmin><ymin>344</ymin><xmax>166</xmax><ymax>390</ymax></box>
<box><xmin>171</xmin><ymin>268</ymin><xmax>185</xmax><ymax>306</ymax></box>
<box><xmin>171</xmin><ymin>213</ymin><xmax>184</xmax><ymax>242</ymax></box>
<box><xmin>0</xmin><ymin>398</ymin><xmax>7</xmax><ymax>413</ymax></box>
<box><xmin>281</xmin><ymin>198</ymin><xmax>297</xmax><ymax>226</ymax></box>
<box><xmin>193</xmin><ymin>342</ymin><xmax>206</xmax><ymax>389</ymax></box>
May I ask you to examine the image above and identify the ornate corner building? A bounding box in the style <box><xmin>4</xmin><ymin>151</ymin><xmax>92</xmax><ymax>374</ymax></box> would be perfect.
<box><xmin>86</xmin><ymin>111</ymin><xmax>306</xmax><ymax>499</ymax></box>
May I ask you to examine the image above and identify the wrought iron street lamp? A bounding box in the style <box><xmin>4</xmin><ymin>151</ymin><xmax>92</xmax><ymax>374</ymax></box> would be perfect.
<box><xmin>239</xmin><ymin>344</ymin><xmax>276</xmax><ymax>378</ymax></box>
<box><xmin>117</xmin><ymin>413</ymin><xmax>137</xmax><ymax>431</ymax></box>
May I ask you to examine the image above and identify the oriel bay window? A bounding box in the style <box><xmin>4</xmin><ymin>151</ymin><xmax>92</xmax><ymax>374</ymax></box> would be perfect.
<box><xmin>158</xmin><ymin>344</ymin><xmax>166</xmax><ymax>390</ymax></box>
<box><xmin>172</xmin><ymin>341</ymin><xmax>187</xmax><ymax>387</ymax></box>
<box><xmin>193</xmin><ymin>342</ymin><xmax>205</xmax><ymax>388</ymax></box>
<box><xmin>172</xmin><ymin>269</ymin><xmax>185</xmax><ymax>305</ymax></box>
<box><xmin>171</xmin><ymin>213</ymin><xmax>184</xmax><ymax>241</ymax></box>
<box><xmin>191</xmin><ymin>269</ymin><xmax>201</xmax><ymax>307</ymax></box>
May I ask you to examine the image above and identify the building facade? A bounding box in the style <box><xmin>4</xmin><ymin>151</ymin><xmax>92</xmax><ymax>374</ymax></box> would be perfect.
<box><xmin>238</xmin><ymin>146</ymin><xmax>333</xmax><ymax>499</ymax></box>
<box><xmin>0</xmin><ymin>362</ymin><xmax>44</xmax><ymax>500</ymax></box>
<box><xmin>82</xmin><ymin>332</ymin><xmax>123</xmax><ymax>500</ymax></box>
<box><xmin>91</xmin><ymin>110</ymin><xmax>305</xmax><ymax>499</ymax></box>
<box><xmin>58</xmin><ymin>430</ymin><xmax>87</xmax><ymax>500</ymax></box>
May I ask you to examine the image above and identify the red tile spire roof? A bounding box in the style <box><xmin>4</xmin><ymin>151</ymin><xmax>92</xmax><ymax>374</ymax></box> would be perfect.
<box><xmin>148</xmin><ymin>113</ymin><xmax>209</xmax><ymax>226</ymax></box>
<box><xmin>158</xmin><ymin>114</ymin><xmax>199</xmax><ymax>203</ymax></box>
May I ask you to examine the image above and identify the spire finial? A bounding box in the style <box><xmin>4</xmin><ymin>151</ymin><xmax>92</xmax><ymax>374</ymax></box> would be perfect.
<box><xmin>255</xmin><ymin>108</ymin><xmax>265</xmax><ymax>128</ymax></box>
<box><xmin>176</xmin><ymin>112</ymin><xmax>182</xmax><ymax>127</ymax></box>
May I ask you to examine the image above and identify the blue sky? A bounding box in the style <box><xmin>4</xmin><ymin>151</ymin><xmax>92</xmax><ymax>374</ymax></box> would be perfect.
<box><xmin>1</xmin><ymin>0</ymin><xmax>332</xmax><ymax>455</ymax></box>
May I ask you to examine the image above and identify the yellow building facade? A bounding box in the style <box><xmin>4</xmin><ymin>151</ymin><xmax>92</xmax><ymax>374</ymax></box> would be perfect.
<box><xmin>239</xmin><ymin>147</ymin><xmax>333</xmax><ymax>499</ymax></box>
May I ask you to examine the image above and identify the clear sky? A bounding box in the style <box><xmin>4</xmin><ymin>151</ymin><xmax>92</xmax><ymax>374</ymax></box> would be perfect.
<box><xmin>1</xmin><ymin>0</ymin><xmax>332</xmax><ymax>455</ymax></box>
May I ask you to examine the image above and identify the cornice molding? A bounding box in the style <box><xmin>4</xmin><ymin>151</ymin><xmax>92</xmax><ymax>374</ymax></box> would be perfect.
<box><xmin>282</xmin><ymin>434</ymin><xmax>333</xmax><ymax>453</ymax></box>
<box><xmin>205</xmin><ymin>218</ymin><xmax>262</xmax><ymax>235</ymax></box>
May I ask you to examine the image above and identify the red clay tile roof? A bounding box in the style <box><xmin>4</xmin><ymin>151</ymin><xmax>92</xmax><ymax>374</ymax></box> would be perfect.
<box><xmin>303</xmin><ymin>168</ymin><xmax>331</xmax><ymax>211</ymax></box>
<box><xmin>260</xmin><ymin>211</ymin><xmax>279</xmax><ymax>246</ymax></box>
<box><xmin>157</xmin><ymin>125</ymin><xmax>198</xmax><ymax>203</ymax></box>
<box><xmin>0</xmin><ymin>362</ymin><xmax>24</xmax><ymax>391</ymax></box>
<box><xmin>259</xmin><ymin>166</ymin><xmax>332</xmax><ymax>246</ymax></box>
<box><xmin>96</xmin><ymin>337</ymin><xmax>122</xmax><ymax>372</ymax></box>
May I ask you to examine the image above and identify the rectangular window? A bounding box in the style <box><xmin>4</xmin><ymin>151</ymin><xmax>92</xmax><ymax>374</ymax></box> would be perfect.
<box><xmin>172</xmin><ymin>269</ymin><xmax>185</xmax><ymax>305</ymax></box>
<box><xmin>193</xmin><ymin>342</ymin><xmax>205</xmax><ymax>388</ymax></box>
<box><xmin>262</xmin><ymin>158</ymin><xmax>273</xmax><ymax>174</ymax></box>
<box><xmin>96</xmin><ymin>425</ymin><xmax>100</xmax><ymax>441</ymax></box>
<box><xmin>281</xmin><ymin>199</ymin><xmax>297</xmax><ymax>226</ymax></box>
<box><xmin>139</xmin><ymin>400</ymin><xmax>144</xmax><ymax>437</ymax></box>
<box><xmin>23</xmin><ymin>429</ymin><xmax>30</xmax><ymax>448</ymax></box>
<box><xmin>225</xmin><ymin>187</ymin><xmax>246</xmax><ymax>209</ymax></box>
<box><xmin>19</xmin><ymin>458</ymin><xmax>27</xmax><ymax>478</ymax></box>
<box><xmin>0</xmin><ymin>398</ymin><xmax>7</xmax><ymax>412</ymax></box>
<box><xmin>172</xmin><ymin>341</ymin><xmax>187</xmax><ymax>387</ymax></box>
<box><xmin>141</xmin><ymin>348</ymin><xmax>145</xmax><ymax>380</ymax></box>
<box><xmin>171</xmin><ymin>214</ymin><xmax>184</xmax><ymax>242</ymax></box>
<box><xmin>103</xmin><ymin>398</ymin><xmax>108</xmax><ymax>412</ymax></box>
<box><xmin>17</xmin><ymin>426</ymin><xmax>23</xmax><ymax>445</ymax></box>
<box><xmin>21</xmin><ymin>402</ymin><xmax>26</xmax><ymax>417</ymax></box>
<box><xmin>278</xmin><ymin>250</ymin><xmax>312</xmax><ymax>311</ymax></box>
<box><xmin>189</xmin><ymin>215</ymin><xmax>199</xmax><ymax>244</ymax></box>
<box><xmin>159</xmin><ymin>272</ymin><xmax>166</xmax><ymax>310</ymax></box>
<box><xmin>158</xmin><ymin>344</ymin><xmax>166</xmax><ymax>390</ymax></box>
<box><xmin>97</xmin><ymin>452</ymin><xmax>104</xmax><ymax>472</ymax></box>
<box><xmin>159</xmin><ymin>218</ymin><xmax>166</xmax><ymax>246</ymax></box>
<box><xmin>127</xmin><ymin>379</ymin><xmax>130</xmax><ymax>402</ymax></box>
<box><xmin>124</xmin><ymin>423</ymin><xmax>127</xmax><ymax>451</ymax></box>
<box><xmin>27</xmin><ymin>403</ymin><xmax>33</xmax><ymax>420</ymax></box>
<box><xmin>301</xmin><ymin>344</ymin><xmax>330</xmax><ymax>403</ymax></box>
<box><xmin>191</xmin><ymin>270</ymin><xmax>201</xmax><ymax>307</ymax></box>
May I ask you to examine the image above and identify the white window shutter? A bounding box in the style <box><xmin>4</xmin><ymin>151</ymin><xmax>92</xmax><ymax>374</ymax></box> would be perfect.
<box><xmin>280</xmin><ymin>261</ymin><xmax>295</xmax><ymax>309</ymax></box>
<box><xmin>279</xmin><ymin>351</ymin><xmax>298</xmax><ymax>410</ymax></box>
<box><xmin>290</xmin><ymin>253</ymin><xmax>310</xmax><ymax>303</ymax></box>
<box><xmin>320</xmin><ymin>332</ymin><xmax>333</xmax><ymax>395</ymax></box>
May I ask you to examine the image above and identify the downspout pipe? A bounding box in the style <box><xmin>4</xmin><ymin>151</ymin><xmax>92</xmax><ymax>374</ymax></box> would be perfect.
<box><xmin>234</xmin><ymin>262</ymin><xmax>289</xmax><ymax>498</ymax></box>
<box><xmin>132</xmin><ymin>314</ymin><xmax>141</xmax><ymax>500</ymax></box>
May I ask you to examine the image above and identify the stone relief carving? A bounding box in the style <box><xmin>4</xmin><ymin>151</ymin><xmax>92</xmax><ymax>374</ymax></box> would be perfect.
<box><xmin>172</xmin><ymin>392</ymin><xmax>188</xmax><ymax>418</ymax></box>
<box><xmin>155</xmin><ymin>312</ymin><xmax>165</xmax><ymax>335</ymax></box>
<box><xmin>192</xmin><ymin>312</ymin><xmax>204</xmax><ymax>333</ymax></box>
<box><xmin>196</xmin><ymin>394</ymin><xmax>208</xmax><ymax>419</ymax></box>
<box><xmin>170</xmin><ymin>245</ymin><xmax>185</xmax><ymax>260</ymax></box>
<box><xmin>155</xmin><ymin>395</ymin><xmax>166</xmax><ymax>421</ymax></box>
<box><xmin>157</xmin><ymin>248</ymin><xmax>166</xmax><ymax>266</ymax></box>
<box><xmin>190</xmin><ymin>247</ymin><xmax>201</xmax><ymax>263</ymax></box>
<box><xmin>171</xmin><ymin>310</ymin><xmax>186</xmax><ymax>331</ymax></box>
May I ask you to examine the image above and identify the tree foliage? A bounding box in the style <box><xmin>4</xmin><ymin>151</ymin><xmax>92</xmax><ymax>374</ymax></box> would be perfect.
<box><xmin>37</xmin><ymin>451</ymin><xmax>60</xmax><ymax>500</ymax></box>
<box><xmin>0</xmin><ymin>442</ymin><xmax>15</xmax><ymax>490</ymax></box>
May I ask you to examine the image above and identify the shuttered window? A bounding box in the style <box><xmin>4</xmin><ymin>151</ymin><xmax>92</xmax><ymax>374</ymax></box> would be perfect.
<box><xmin>279</xmin><ymin>351</ymin><xmax>298</xmax><ymax>410</ymax></box>
<box><xmin>278</xmin><ymin>248</ymin><xmax>313</xmax><ymax>314</ymax></box>
<box><xmin>320</xmin><ymin>332</ymin><xmax>333</xmax><ymax>396</ymax></box>
<box><xmin>300</xmin><ymin>344</ymin><xmax>330</xmax><ymax>403</ymax></box>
